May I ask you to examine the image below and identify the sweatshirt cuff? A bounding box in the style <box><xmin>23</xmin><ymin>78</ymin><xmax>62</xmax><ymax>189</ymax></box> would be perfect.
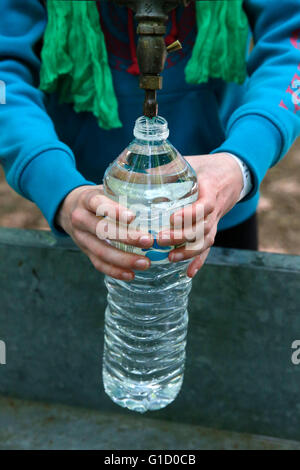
<box><xmin>20</xmin><ymin>149</ymin><xmax>96</xmax><ymax>236</ymax></box>
<box><xmin>211</xmin><ymin>114</ymin><xmax>282</xmax><ymax>201</ymax></box>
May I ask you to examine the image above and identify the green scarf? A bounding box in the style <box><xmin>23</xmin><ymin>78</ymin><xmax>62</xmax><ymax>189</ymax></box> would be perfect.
<box><xmin>40</xmin><ymin>0</ymin><xmax>249</xmax><ymax>130</ymax></box>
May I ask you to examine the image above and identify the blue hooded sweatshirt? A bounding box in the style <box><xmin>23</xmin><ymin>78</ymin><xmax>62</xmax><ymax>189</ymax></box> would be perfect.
<box><xmin>0</xmin><ymin>0</ymin><xmax>300</xmax><ymax>236</ymax></box>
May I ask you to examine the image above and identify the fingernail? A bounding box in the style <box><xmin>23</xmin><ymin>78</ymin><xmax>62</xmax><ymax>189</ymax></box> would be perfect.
<box><xmin>139</xmin><ymin>235</ymin><xmax>152</xmax><ymax>246</ymax></box>
<box><xmin>121</xmin><ymin>272</ymin><xmax>134</xmax><ymax>281</ymax></box>
<box><xmin>170</xmin><ymin>252</ymin><xmax>184</xmax><ymax>262</ymax></box>
<box><xmin>135</xmin><ymin>259</ymin><xmax>149</xmax><ymax>270</ymax></box>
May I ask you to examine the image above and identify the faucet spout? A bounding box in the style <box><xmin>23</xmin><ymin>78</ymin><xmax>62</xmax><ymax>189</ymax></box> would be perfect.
<box><xmin>111</xmin><ymin>0</ymin><xmax>191</xmax><ymax>117</ymax></box>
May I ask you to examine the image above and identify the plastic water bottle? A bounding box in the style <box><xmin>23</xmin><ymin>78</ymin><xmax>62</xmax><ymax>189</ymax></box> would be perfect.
<box><xmin>102</xmin><ymin>116</ymin><xmax>198</xmax><ymax>413</ymax></box>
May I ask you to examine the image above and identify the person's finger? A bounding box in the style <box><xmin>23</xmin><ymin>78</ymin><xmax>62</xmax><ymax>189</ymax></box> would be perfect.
<box><xmin>88</xmin><ymin>253</ymin><xmax>135</xmax><ymax>281</ymax></box>
<box><xmin>168</xmin><ymin>226</ymin><xmax>217</xmax><ymax>262</ymax></box>
<box><xmin>71</xmin><ymin>208</ymin><xmax>99</xmax><ymax>234</ymax></box>
<box><xmin>75</xmin><ymin>230</ymin><xmax>151</xmax><ymax>271</ymax></box>
<box><xmin>71</xmin><ymin>209</ymin><xmax>153</xmax><ymax>248</ymax></box>
<box><xmin>170</xmin><ymin>176</ymin><xmax>217</xmax><ymax>228</ymax></box>
<box><xmin>203</xmin><ymin>211</ymin><xmax>216</xmax><ymax>236</ymax></box>
<box><xmin>96</xmin><ymin>217</ymin><xmax>154</xmax><ymax>248</ymax></box>
<box><xmin>186</xmin><ymin>249</ymin><xmax>211</xmax><ymax>278</ymax></box>
<box><xmin>158</xmin><ymin>210</ymin><xmax>216</xmax><ymax>247</ymax></box>
<box><xmin>157</xmin><ymin>220</ymin><xmax>204</xmax><ymax>246</ymax></box>
<box><xmin>81</xmin><ymin>189</ymin><xmax>136</xmax><ymax>224</ymax></box>
<box><xmin>170</xmin><ymin>196</ymin><xmax>213</xmax><ymax>229</ymax></box>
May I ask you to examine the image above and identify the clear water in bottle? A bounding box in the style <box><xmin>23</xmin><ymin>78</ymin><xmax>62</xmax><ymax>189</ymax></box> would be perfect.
<box><xmin>102</xmin><ymin>116</ymin><xmax>198</xmax><ymax>413</ymax></box>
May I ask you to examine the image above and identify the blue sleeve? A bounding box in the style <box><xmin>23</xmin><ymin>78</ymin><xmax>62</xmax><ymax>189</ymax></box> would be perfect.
<box><xmin>212</xmin><ymin>0</ymin><xmax>300</xmax><ymax>200</ymax></box>
<box><xmin>0</xmin><ymin>0</ymin><xmax>95</xmax><ymax>235</ymax></box>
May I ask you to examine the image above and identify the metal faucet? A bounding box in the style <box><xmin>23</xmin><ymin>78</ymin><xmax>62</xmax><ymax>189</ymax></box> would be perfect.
<box><xmin>110</xmin><ymin>0</ymin><xmax>191</xmax><ymax>118</ymax></box>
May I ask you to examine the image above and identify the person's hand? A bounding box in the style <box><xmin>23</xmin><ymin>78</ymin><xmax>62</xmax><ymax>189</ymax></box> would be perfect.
<box><xmin>157</xmin><ymin>153</ymin><xmax>244</xmax><ymax>278</ymax></box>
<box><xmin>56</xmin><ymin>185</ymin><xmax>154</xmax><ymax>281</ymax></box>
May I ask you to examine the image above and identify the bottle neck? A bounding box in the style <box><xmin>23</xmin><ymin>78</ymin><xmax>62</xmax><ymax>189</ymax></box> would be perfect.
<box><xmin>134</xmin><ymin>137</ymin><xmax>167</xmax><ymax>146</ymax></box>
<box><xmin>133</xmin><ymin>116</ymin><xmax>169</xmax><ymax>142</ymax></box>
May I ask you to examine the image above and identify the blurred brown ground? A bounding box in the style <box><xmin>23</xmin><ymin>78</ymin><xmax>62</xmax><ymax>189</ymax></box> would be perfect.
<box><xmin>258</xmin><ymin>138</ymin><xmax>300</xmax><ymax>254</ymax></box>
<box><xmin>0</xmin><ymin>139</ymin><xmax>299</xmax><ymax>255</ymax></box>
